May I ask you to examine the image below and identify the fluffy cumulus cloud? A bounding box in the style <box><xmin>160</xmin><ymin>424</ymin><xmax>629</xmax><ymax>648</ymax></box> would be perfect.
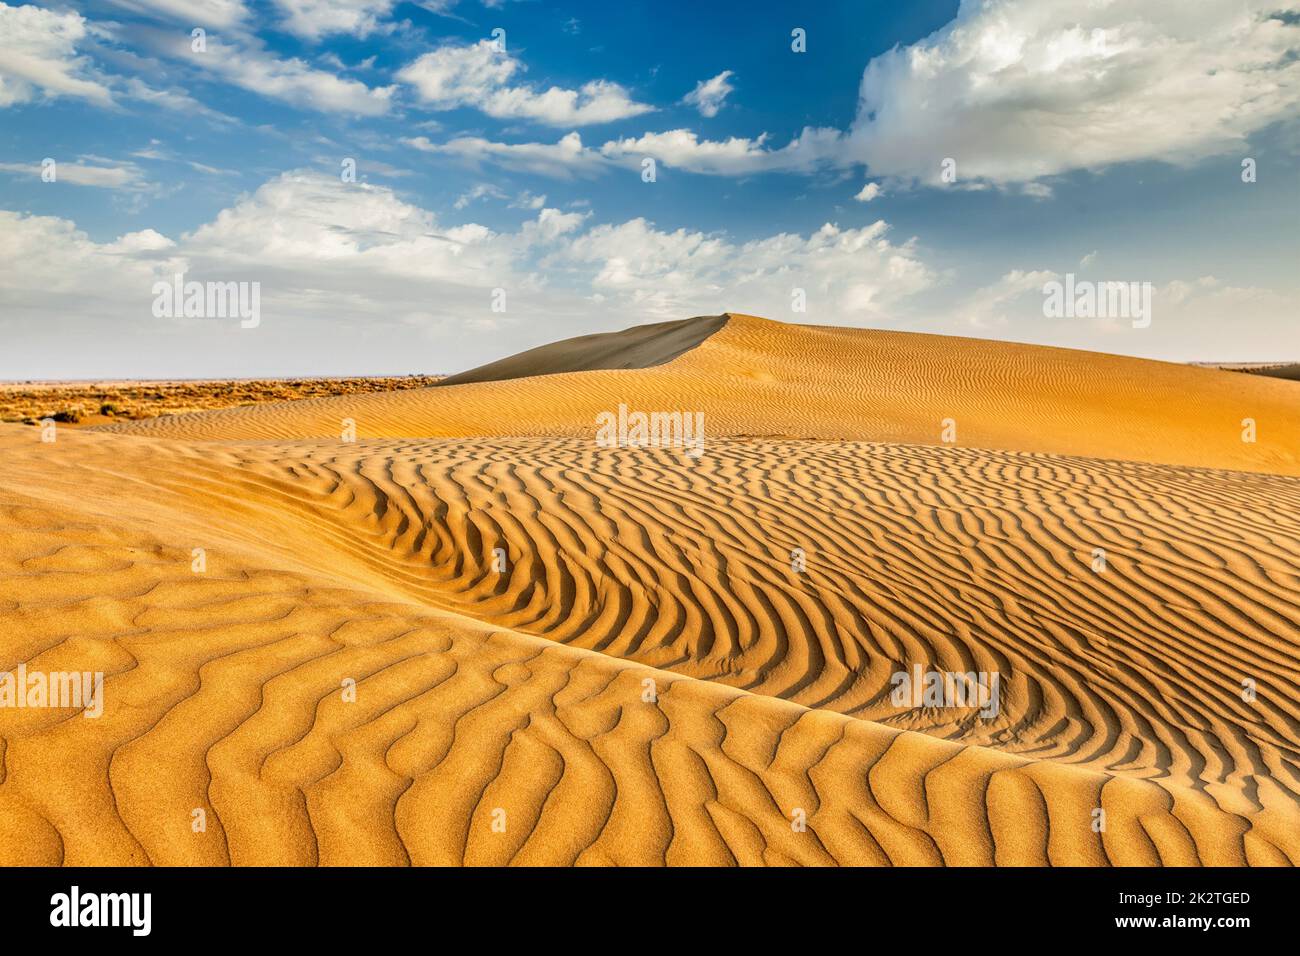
<box><xmin>398</xmin><ymin>40</ymin><xmax>654</xmax><ymax>125</ymax></box>
<box><xmin>3</xmin><ymin>168</ymin><xmax>1291</xmax><ymax>376</ymax></box>
<box><xmin>0</xmin><ymin>3</ymin><xmax>113</xmax><ymax>106</ymax></box>
<box><xmin>0</xmin><ymin>210</ymin><xmax>177</xmax><ymax>304</ymax></box>
<box><xmin>682</xmin><ymin>70</ymin><xmax>734</xmax><ymax>117</ymax></box>
<box><xmin>179</xmin><ymin>172</ymin><xmax>521</xmax><ymax>279</ymax></box>
<box><xmin>558</xmin><ymin>218</ymin><xmax>935</xmax><ymax>320</ymax></box>
<box><xmin>846</xmin><ymin>0</ymin><xmax>1300</xmax><ymax>184</ymax></box>
<box><xmin>0</xmin><ymin>171</ymin><xmax>941</xmax><ymax>376</ymax></box>
<box><xmin>408</xmin><ymin>1</ymin><xmax>1300</xmax><ymax>185</ymax></box>
<box><xmin>0</xmin><ymin>171</ymin><xmax>576</xmax><ymax>376</ymax></box>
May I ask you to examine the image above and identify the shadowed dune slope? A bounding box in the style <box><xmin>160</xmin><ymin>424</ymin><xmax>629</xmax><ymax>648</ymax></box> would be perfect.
<box><xmin>96</xmin><ymin>314</ymin><xmax>1300</xmax><ymax>476</ymax></box>
<box><xmin>437</xmin><ymin>315</ymin><xmax>727</xmax><ymax>386</ymax></box>
<box><xmin>1</xmin><ymin>426</ymin><xmax>1298</xmax><ymax>865</ymax></box>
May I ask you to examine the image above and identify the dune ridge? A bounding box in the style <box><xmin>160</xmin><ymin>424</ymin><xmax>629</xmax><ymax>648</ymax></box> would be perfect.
<box><xmin>436</xmin><ymin>315</ymin><xmax>727</xmax><ymax>386</ymax></box>
<box><xmin>96</xmin><ymin>313</ymin><xmax>1300</xmax><ymax>476</ymax></box>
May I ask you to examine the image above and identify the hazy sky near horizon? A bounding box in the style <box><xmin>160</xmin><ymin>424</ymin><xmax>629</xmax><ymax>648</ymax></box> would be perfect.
<box><xmin>1</xmin><ymin>0</ymin><xmax>1298</xmax><ymax>378</ymax></box>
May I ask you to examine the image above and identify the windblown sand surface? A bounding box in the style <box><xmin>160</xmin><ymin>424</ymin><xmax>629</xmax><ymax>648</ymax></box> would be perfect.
<box><xmin>1</xmin><ymin>314</ymin><xmax>1297</xmax><ymax>865</ymax></box>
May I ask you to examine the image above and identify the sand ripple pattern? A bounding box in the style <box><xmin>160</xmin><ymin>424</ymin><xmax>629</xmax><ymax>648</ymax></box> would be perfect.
<box><xmin>1</xmin><ymin>429</ymin><xmax>1297</xmax><ymax>864</ymax></box>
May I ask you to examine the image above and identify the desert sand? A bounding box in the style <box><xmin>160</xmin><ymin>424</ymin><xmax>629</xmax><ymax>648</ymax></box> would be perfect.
<box><xmin>0</xmin><ymin>313</ymin><xmax>1297</xmax><ymax>866</ymax></box>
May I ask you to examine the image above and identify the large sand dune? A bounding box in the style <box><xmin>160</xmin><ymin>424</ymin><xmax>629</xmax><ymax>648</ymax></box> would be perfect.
<box><xmin>2</xmin><ymin>314</ymin><xmax>1298</xmax><ymax>865</ymax></box>
<box><xmin>98</xmin><ymin>313</ymin><xmax>1300</xmax><ymax>475</ymax></box>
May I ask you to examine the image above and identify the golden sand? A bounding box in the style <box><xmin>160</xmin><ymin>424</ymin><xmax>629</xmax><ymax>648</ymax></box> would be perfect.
<box><xmin>1</xmin><ymin>313</ymin><xmax>1297</xmax><ymax>865</ymax></box>
<box><xmin>96</xmin><ymin>314</ymin><xmax>1300</xmax><ymax>474</ymax></box>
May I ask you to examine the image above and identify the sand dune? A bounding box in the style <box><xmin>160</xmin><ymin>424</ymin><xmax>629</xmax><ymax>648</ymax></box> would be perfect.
<box><xmin>2</xmin><ymin>314</ymin><xmax>1298</xmax><ymax>866</ymax></box>
<box><xmin>98</xmin><ymin>313</ymin><xmax>1300</xmax><ymax>475</ymax></box>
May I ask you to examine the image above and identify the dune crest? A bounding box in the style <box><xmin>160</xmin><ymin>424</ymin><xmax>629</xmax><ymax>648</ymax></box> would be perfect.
<box><xmin>437</xmin><ymin>315</ymin><xmax>727</xmax><ymax>386</ymax></box>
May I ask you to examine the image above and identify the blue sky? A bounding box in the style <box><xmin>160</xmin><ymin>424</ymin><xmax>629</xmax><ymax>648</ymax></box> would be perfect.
<box><xmin>1</xmin><ymin>0</ymin><xmax>1298</xmax><ymax>378</ymax></box>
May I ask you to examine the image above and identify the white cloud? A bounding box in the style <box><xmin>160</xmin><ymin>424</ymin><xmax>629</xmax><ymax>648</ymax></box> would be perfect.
<box><xmin>453</xmin><ymin>182</ymin><xmax>508</xmax><ymax>208</ymax></box>
<box><xmin>600</xmin><ymin>127</ymin><xmax>845</xmax><ymax>175</ymax></box>
<box><xmin>0</xmin><ymin>171</ymin><xmax>575</xmax><ymax>376</ymax></box>
<box><xmin>846</xmin><ymin>0</ymin><xmax>1300</xmax><ymax>185</ymax></box>
<box><xmin>558</xmin><ymin>217</ymin><xmax>935</xmax><ymax>320</ymax></box>
<box><xmin>524</xmin><ymin>206</ymin><xmax>589</xmax><ymax>242</ymax></box>
<box><xmin>178</xmin><ymin>173</ymin><xmax>522</xmax><ymax>275</ymax></box>
<box><xmin>138</xmin><ymin>25</ymin><xmax>393</xmax><ymax>115</ymax></box>
<box><xmin>121</xmin><ymin>75</ymin><xmax>219</xmax><ymax>116</ymax></box>
<box><xmin>4</xmin><ymin>170</ymin><xmax>1292</xmax><ymax>375</ymax></box>
<box><xmin>397</xmin><ymin>1</ymin><xmax>1299</xmax><ymax>185</ymax></box>
<box><xmin>0</xmin><ymin>3</ymin><xmax>113</xmax><ymax>107</ymax></box>
<box><xmin>404</xmin><ymin>131</ymin><xmax>608</xmax><ymax>179</ymax></box>
<box><xmin>511</xmin><ymin>190</ymin><xmax>547</xmax><ymax>209</ymax></box>
<box><xmin>682</xmin><ymin>69</ymin><xmax>734</xmax><ymax>117</ymax></box>
<box><xmin>398</xmin><ymin>39</ymin><xmax>653</xmax><ymax>125</ymax></box>
<box><xmin>0</xmin><ymin>158</ymin><xmax>145</xmax><ymax>189</ymax></box>
<box><xmin>106</xmin><ymin>0</ymin><xmax>250</xmax><ymax>29</ymax></box>
<box><xmin>405</xmin><ymin>126</ymin><xmax>852</xmax><ymax>179</ymax></box>
<box><xmin>0</xmin><ymin>171</ymin><xmax>940</xmax><ymax>376</ymax></box>
<box><xmin>0</xmin><ymin>210</ymin><xmax>185</xmax><ymax>367</ymax></box>
<box><xmin>121</xmin><ymin>22</ymin><xmax>390</xmax><ymax>115</ymax></box>
<box><xmin>273</xmin><ymin>0</ymin><xmax>396</xmax><ymax>40</ymax></box>
<box><xmin>0</xmin><ymin>170</ymin><xmax>591</xmax><ymax>330</ymax></box>
<box><xmin>854</xmin><ymin>182</ymin><xmax>882</xmax><ymax>202</ymax></box>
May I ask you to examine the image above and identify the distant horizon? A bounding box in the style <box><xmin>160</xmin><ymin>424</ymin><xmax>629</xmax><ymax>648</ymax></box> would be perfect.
<box><xmin>1</xmin><ymin>314</ymin><xmax>1298</xmax><ymax>385</ymax></box>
